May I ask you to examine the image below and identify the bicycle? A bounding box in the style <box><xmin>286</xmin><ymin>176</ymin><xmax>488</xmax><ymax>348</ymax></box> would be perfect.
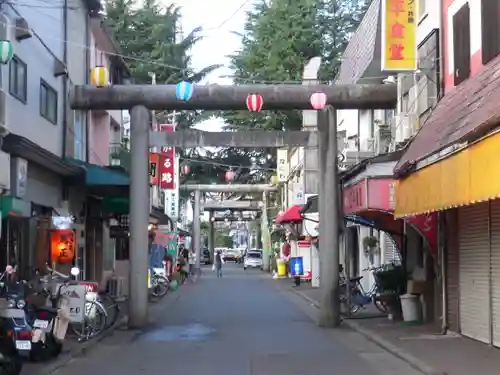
<box><xmin>97</xmin><ymin>291</ymin><xmax>120</xmax><ymax>329</ymax></box>
<box><xmin>149</xmin><ymin>270</ymin><xmax>169</xmax><ymax>298</ymax></box>
<box><xmin>339</xmin><ymin>266</ymin><xmax>390</xmax><ymax>315</ymax></box>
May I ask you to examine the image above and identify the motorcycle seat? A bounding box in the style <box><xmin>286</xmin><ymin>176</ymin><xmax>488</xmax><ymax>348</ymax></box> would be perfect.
<box><xmin>37</xmin><ymin>306</ymin><xmax>58</xmax><ymax>314</ymax></box>
<box><xmin>350</xmin><ymin>276</ymin><xmax>363</xmax><ymax>283</ymax></box>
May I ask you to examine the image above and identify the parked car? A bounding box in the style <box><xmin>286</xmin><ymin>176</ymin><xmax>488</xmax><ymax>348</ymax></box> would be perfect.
<box><xmin>202</xmin><ymin>249</ymin><xmax>211</xmax><ymax>264</ymax></box>
<box><xmin>222</xmin><ymin>249</ymin><xmax>239</xmax><ymax>262</ymax></box>
<box><xmin>243</xmin><ymin>251</ymin><xmax>263</xmax><ymax>270</ymax></box>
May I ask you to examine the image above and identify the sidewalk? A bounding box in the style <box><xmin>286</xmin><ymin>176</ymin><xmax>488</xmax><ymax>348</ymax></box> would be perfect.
<box><xmin>28</xmin><ymin>276</ymin><xmax>194</xmax><ymax>375</ymax></box>
<box><xmin>283</xmin><ymin>279</ymin><xmax>500</xmax><ymax>375</ymax></box>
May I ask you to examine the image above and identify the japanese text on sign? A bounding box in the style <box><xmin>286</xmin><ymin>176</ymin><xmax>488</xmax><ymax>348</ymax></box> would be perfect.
<box><xmin>159</xmin><ymin>124</ymin><xmax>176</xmax><ymax>189</ymax></box>
<box><xmin>381</xmin><ymin>0</ymin><xmax>417</xmax><ymax>71</ymax></box>
<box><xmin>277</xmin><ymin>149</ymin><xmax>289</xmax><ymax>182</ymax></box>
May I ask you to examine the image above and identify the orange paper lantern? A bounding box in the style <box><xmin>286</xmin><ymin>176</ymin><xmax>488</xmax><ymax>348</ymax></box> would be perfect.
<box><xmin>50</xmin><ymin>229</ymin><xmax>76</xmax><ymax>263</ymax></box>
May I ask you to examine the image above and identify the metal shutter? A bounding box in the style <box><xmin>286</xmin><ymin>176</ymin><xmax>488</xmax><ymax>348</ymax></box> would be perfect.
<box><xmin>383</xmin><ymin>232</ymin><xmax>401</xmax><ymax>265</ymax></box>
<box><xmin>490</xmin><ymin>200</ymin><xmax>500</xmax><ymax>347</ymax></box>
<box><xmin>458</xmin><ymin>203</ymin><xmax>491</xmax><ymax>343</ymax></box>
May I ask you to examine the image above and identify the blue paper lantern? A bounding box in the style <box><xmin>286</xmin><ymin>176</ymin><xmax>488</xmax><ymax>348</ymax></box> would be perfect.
<box><xmin>175</xmin><ymin>81</ymin><xmax>193</xmax><ymax>101</ymax></box>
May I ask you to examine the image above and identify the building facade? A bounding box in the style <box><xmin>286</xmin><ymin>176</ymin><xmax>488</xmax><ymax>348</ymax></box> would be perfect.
<box><xmin>395</xmin><ymin>0</ymin><xmax>500</xmax><ymax>344</ymax></box>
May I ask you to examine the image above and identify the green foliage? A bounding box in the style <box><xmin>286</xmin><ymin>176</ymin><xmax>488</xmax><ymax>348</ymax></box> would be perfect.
<box><xmin>212</xmin><ymin>0</ymin><xmax>371</xmax><ymax>184</ymax></box>
<box><xmin>103</xmin><ymin>0</ymin><xmax>222</xmax><ymax>129</ymax></box>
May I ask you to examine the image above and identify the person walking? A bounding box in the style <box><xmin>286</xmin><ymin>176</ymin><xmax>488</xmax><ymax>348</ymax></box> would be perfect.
<box><xmin>214</xmin><ymin>250</ymin><xmax>224</xmax><ymax>277</ymax></box>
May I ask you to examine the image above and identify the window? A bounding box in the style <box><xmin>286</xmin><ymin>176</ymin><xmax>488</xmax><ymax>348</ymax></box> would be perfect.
<box><xmin>418</xmin><ymin>0</ymin><xmax>426</xmax><ymax>19</ymax></box>
<box><xmin>9</xmin><ymin>55</ymin><xmax>27</xmax><ymax>102</ymax></box>
<box><xmin>481</xmin><ymin>0</ymin><xmax>500</xmax><ymax>64</ymax></box>
<box><xmin>453</xmin><ymin>4</ymin><xmax>470</xmax><ymax>86</ymax></box>
<box><xmin>74</xmin><ymin>111</ymin><xmax>87</xmax><ymax>160</ymax></box>
<box><xmin>39</xmin><ymin>80</ymin><xmax>57</xmax><ymax>123</ymax></box>
<box><xmin>103</xmin><ymin>237</ymin><xmax>116</xmax><ymax>271</ymax></box>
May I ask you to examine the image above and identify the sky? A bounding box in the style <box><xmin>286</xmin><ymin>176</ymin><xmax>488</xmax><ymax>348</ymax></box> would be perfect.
<box><xmin>168</xmin><ymin>0</ymin><xmax>255</xmax><ymax>131</ymax></box>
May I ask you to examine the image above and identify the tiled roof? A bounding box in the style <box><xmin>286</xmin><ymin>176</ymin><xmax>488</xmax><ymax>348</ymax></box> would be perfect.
<box><xmin>395</xmin><ymin>53</ymin><xmax>500</xmax><ymax>174</ymax></box>
<box><xmin>335</xmin><ymin>0</ymin><xmax>380</xmax><ymax>84</ymax></box>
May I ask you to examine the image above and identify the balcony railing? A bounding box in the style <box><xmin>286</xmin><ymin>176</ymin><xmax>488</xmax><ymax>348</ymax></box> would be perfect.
<box><xmin>109</xmin><ymin>143</ymin><xmax>130</xmax><ymax>172</ymax></box>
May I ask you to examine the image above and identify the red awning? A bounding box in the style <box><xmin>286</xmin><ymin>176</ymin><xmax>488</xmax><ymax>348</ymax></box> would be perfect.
<box><xmin>276</xmin><ymin>205</ymin><xmax>303</xmax><ymax>224</ymax></box>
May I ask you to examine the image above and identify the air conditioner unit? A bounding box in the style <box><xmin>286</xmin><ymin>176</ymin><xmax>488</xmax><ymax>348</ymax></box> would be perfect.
<box><xmin>392</xmin><ymin>114</ymin><xmax>417</xmax><ymax>143</ymax></box>
<box><xmin>107</xmin><ymin>277</ymin><xmax>125</xmax><ymax>298</ymax></box>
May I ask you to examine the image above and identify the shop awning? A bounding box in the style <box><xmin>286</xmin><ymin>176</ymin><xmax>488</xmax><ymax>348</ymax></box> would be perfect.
<box><xmin>276</xmin><ymin>205</ymin><xmax>303</xmax><ymax>224</ymax></box>
<box><xmin>66</xmin><ymin>158</ymin><xmax>129</xmax><ymax>197</ymax></box>
<box><xmin>395</xmin><ymin>130</ymin><xmax>500</xmax><ymax>217</ymax></box>
<box><xmin>1</xmin><ymin>134</ymin><xmax>84</xmax><ymax>177</ymax></box>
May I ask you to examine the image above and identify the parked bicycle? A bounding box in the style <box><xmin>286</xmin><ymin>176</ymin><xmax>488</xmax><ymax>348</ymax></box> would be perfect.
<box><xmin>339</xmin><ymin>266</ymin><xmax>391</xmax><ymax>315</ymax></box>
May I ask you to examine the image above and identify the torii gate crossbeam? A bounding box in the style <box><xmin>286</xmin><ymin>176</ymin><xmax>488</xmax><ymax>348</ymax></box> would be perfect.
<box><xmin>69</xmin><ymin>83</ymin><xmax>397</xmax><ymax>330</ymax></box>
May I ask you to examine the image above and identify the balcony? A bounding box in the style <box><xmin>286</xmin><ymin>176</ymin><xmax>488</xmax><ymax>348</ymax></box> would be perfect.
<box><xmin>109</xmin><ymin>142</ymin><xmax>130</xmax><ymax>172</ymax></box>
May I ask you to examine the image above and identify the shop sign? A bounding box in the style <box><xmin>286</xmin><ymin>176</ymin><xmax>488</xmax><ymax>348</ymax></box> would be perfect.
<box><xmin>343</xmin><ymin>181</ymin><xmax>366</xmax><ymax>213</ymax></box>
<box><xmin>381</xmin><ymin>0</ymin><xmax>417</xmax><ymax>71</ymax></box>
<box><xmin>277</xmin><ymin>149</ymin><xmax>289</xmax><ymax>182</ymax></box>
<box><xmin>58</xmin><ymin>284</ymin><xmax>86</xmax><ymax>323</ymax></box>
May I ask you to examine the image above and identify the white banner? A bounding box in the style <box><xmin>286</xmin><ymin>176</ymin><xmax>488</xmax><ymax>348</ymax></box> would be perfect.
<box><xmin>277</xmin><ymin>149</ymin><xmax>289</xmax><ymax>182</ymax></box>
<box><xmin>292</xmin><ymin>182</ymin><xmax>304</xmax><ymax>205</ymax></box>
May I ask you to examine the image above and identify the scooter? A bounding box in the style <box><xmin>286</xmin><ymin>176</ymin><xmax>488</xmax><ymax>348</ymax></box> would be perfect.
<box><xmin>24</xmin><ymin>266</ymin><xmax>78</xmax><ymax>361</ymax></box>
<box><xmin>0</xmin><ymin>266</ymin><xmax>32</xmax><ymax>374</ymax></box>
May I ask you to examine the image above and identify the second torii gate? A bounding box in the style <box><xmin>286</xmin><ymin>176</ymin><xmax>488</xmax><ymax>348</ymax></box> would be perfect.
<box><xmin>70</xmin><ymin>83</ymin><xmax>396</xmax><ymax>329</ymax></box>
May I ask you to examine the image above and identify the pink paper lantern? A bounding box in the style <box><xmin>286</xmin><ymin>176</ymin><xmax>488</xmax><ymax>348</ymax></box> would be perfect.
<box><xmin>182</xmin><ymin>164</ymin><xmax>190</xmax><ymax>175</ymax></box>
<box><xmin>310</xmin><ymin>92</ymin><xmax>327</xmax><ymax>110</ymax></box>
<box><xmin>225</xmin><ymin>170</ymin><xmax>234</xmax><ymax>182</ymax></box>
<box><xmin>246</xmin><ymin>94</ymin><xmax>264</xmax><ymax>112</ymax></box>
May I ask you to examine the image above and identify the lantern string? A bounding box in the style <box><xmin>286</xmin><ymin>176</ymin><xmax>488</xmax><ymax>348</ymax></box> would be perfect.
<box><xmin>0</xmin><ymin>16</ymin><xmax>416</xmax><ymax>84</ymax></box>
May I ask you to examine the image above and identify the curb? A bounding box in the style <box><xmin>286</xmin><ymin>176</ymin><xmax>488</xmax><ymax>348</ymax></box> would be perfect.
<box><xmin>40</xmin><ymin>277</ymin><xmax>198</xmax><ymax>375</ymax></box>
<box><xmin>39</xmin><ymin>315</ymin><xmax>126</xmax><ymax>375</ymax></box>
<box><xmin>290</xmin><ymin>288</ymin><xmax>447</xmax><ymax>375</ymax></box>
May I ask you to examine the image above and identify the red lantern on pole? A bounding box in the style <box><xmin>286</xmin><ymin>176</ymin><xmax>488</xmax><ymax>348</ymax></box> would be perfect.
<box><xmin>246</xmin><ymin>94</ymin><xmax>264</xmax><ymax>112</ymax></box>
<box><xmin>182</xmin><ymin>164</ymin><xmax>190</xmax><ymax>175</ymax></box>
<box><xmin>225</xmin><ymin>170</ymin><xmax>234</xmax><ymax>182</ymax></box>
<box><xmin>310</xmin><ymin>92</ymin><xmax>327</xmax><ymax>110</ymax></box>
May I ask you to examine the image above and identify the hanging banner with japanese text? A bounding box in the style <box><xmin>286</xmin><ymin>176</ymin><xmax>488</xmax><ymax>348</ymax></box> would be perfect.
<box><xmin>149</xmin><ymin>153</ymin><xmax>159</xmax><ymax>185</ymax></box>
<box><xmin>159</xmin><ymin>124</ymin><xmax>179</xmax><ymax>218</ymax></box>
<box><xmin>158</xmin><ymin>124</ymin><xmax>175</xmax><ymax>190</ymax></box>
<box><xmin>276</xmin><ymin>148</ymin><xmax>289</xmax><ymax>182</ymax></box>
<box><xmin>381</xmin><ymin>0</ymin><xmax>417</xmax><ymax>71</ymax></box>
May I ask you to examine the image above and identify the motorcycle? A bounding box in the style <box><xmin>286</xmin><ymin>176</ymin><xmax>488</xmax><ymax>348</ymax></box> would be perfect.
<box><xmin>24</xmin><ymin>265</ymin><xmax>78</xmax><ymax>361</ymax></box>
<box><xmin>0</xmin><ymin>266</ymin><xmax>31</xmax><ymax>375</ymax></box>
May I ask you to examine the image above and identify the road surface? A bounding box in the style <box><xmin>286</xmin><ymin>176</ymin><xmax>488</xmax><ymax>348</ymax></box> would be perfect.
<box><xmin>40</xmin><ymin>264</ymin><xmax>422</xmax><ymax>375</ymax></box>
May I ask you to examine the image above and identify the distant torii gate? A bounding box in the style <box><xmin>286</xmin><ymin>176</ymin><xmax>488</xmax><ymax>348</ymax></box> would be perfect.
<box><xmin>70</xmin><ymin>83</ymin><xmax>396</xmax><ymax>330</ymax></box>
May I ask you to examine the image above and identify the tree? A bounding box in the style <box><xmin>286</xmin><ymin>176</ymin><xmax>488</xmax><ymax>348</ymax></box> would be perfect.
<box><xmin>210</xmin><ymin>0</ymin><xmax>371</xmax><ymax>184</ymax></box>
<box><xmin>103</xmin><ymin>0</ymin><xmax>222</xmax><ymax>129</ymax></box>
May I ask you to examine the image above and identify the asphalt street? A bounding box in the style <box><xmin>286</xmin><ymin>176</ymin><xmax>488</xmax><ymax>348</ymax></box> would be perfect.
<box><xmin>38</xmin><ymin>264</ymin><xmax>423</xmax><ymax>375</ymax></box>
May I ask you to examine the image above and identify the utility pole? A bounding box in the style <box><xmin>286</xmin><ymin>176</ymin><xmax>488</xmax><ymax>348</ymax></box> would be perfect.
<box><xmin>128</xmin><ymin>105</ymin><xmax>150</xmax><ymax>329</ymax></box>
<box><xmin>261</xmin><ymin>192</ymin><xmax>270</xmax><ymax>272</ymax></box>
<box><xmin>193</xmin><ymin>189</ymin><xmax>201</xmax><ymax>275</ymax></box>
<box><xmin>208</xmin><ymin>211</ymin><xmax>215</xmax><ymax>262</ymax></box>
<box><xmin>317</xmin><ymin>106</ymin><xmax>340</xmax><ymax>327</ymax></box>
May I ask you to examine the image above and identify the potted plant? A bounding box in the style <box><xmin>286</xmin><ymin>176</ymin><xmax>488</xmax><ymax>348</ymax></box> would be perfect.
<box><xmin>362</xmin><ymin>235</ymin><xmax>378</xmax><ymax>256</ymax></box>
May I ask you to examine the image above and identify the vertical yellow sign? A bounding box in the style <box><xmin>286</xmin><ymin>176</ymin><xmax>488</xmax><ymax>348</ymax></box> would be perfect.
<box><xmin>381</xmin><ymin>0</ymin><xmax>417</xmax><ymax>71</ymax></box>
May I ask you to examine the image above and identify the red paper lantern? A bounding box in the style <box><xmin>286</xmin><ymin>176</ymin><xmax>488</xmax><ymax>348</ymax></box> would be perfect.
<box><xmin>182</xmin><ymin>164</ymin><xmax>190</xmax><ymax>175</ymax></box>
<box><xmin>225</xmin><ymin>170</ymin><xmax>234</xmax><ymax>182</ymax></box>
<box><xmin>310</xmin><ymin>92</ymin><xmax>327</xmax><ymax>110</ymax></box>
<box><xmin>246</xmin><ymin>94</ymin><xmax>263</xmax><ymax>112</ymax></box>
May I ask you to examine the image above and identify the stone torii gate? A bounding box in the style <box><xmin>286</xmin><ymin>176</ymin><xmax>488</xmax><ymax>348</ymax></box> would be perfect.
<box><xmin>70</xmin><ymin>83</ymin><xmax>396</xmax><ymax>329</ymax></box>
<box><xmin>186</xmin><ymin>186</ymin><xmax>270</xmax><ymax>268</ymax></box>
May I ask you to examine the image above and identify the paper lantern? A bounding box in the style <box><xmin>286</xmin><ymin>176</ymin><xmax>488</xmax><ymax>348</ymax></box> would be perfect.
<box><xmin>175</xmin><ymin>81</ymin><xmax>193</xmax><ymax>101</ymax></box>
<box><xmin>182</xmin><ymin>164</ymin><xmax>190</xmax><ymax>175</ymax></box>
<box><xmin>0</xmin><ymin>40</ymin><xmax>13</xmax><ymax>65</ymax></box>
<box><xmin>225</xmin><ymin>170</ymin><xmax>234</xmax><ymax>182</ymax></box>
<box><xmin>246</xmin><ymin>94</ymin><xmax>263</xmax><ymax>112</ymax></box>
<box><xmin>90</xmin><ymin>65</ymin><xmax>109</xmax><ymax>87</ymax></box>
<box><xmin>310</xmin><ymin>92</ymin><xmax>327</xmax><ymax>110</ymax></box>
<box><xmin>50</xmin><ymin>229</ymin><xmax>76</xmax><ymax>263</ymax></box>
